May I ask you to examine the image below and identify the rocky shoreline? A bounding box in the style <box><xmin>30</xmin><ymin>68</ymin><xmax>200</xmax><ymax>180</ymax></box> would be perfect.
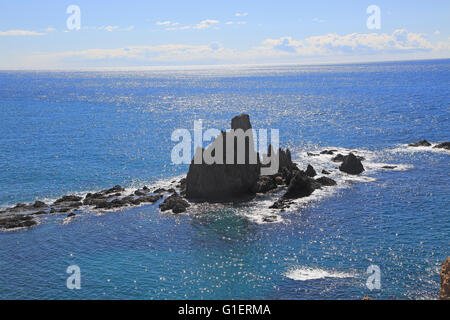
<box><xmin>0</xmin><ymin>116</ymin><xmax>448</xmax><ymax>232</ymax></box>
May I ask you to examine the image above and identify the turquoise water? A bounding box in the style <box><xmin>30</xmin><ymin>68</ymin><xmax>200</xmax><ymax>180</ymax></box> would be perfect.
<box><xmin>0</xmin><ymin>60</ymin><xmax>448</xmax><ymax>299</ymax></box>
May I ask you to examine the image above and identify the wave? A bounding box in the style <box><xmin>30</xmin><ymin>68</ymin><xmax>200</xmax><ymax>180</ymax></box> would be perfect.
<box><xmin>389</xmin><ymin>143</ymin><xmax>450</xmax><ymax>155</ymax></box>
<box><xmin>284</xmin><ymin>266</ymin><xmax>355</xmax><ymax>281</ymax></box>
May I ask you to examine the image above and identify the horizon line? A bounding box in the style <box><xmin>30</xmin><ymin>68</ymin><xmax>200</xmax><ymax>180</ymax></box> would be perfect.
<box><xmin>1</xmin><ymin>57</ymin><xmax>449</xmax><ymax>72</ymax></box>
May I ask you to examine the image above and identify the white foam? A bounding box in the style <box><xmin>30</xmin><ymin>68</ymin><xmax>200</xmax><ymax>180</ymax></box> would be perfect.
<box><xmin>390</xmin><ymin>143</ymin><xmax>450</xmax><ymax>155</ymax></box>
<box><xmin>284</xmin><ymin>266</ymin><xmax>355</xmax><ymax>281</ymax></box>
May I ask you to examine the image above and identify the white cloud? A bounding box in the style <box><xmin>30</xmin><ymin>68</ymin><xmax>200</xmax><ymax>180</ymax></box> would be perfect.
<box><xmin>156</xmin><ymin>21</ymin><xmax>179</xmax><ymax>27</ymax></box>
<box><xmin>0</xmin><ymin>30</ymin><xmax>45</xmax><ymax>36</ymax></box>
<box><xmin>434</xmin><ymin>30</ymin><xmax>441</xmax><ymax>35</ymax></box>
<box><xmin>193</xmin><ymin>19</ymin><xmax>220</xmax><ymax>29</ymax></box>
<box><xmin>235</xmin><ymin>12</ymin><xmax>248</xmax><ymax>17</ymax></box>
<box><xmin>163</xmin><ymin>19</ymin><xmax>219</xmax><ymax>31</ymax></box>
<box><xmin>256</xmin><ymin>30</ymin><xmax>437</xmax><ymax>57</ymax></box>
<box><xmin>102</xmin><ymin>26</ymin><xmax>119</xmax><ymax>32</ymax></box>
<box><xmin>13</xmin><ymin>29</ymin><xmax>450</xmax><ymax>68</ymax></box>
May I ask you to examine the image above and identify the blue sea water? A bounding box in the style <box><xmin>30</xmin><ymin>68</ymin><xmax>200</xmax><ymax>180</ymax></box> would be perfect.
<box><xmin>0</xmin><ymin>60</ymin><xmax>448</xmax><ymax>300</ymax></box>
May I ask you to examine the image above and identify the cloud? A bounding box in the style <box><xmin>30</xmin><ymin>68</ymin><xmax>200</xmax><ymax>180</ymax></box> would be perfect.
<box><xmin>312</xmin><ymin>18</ymin><xmax>325</xmax><ymax>23</ymax></box>
<box><xmin>156</xmin><ymin>21</ymin><xmax>179</xmax><ymax>26</ymax></box>
<box><xmin>235</xmin><ymin>12</ymin><xmax>248</xmax><ymax>17</ymax></box>
<box><xmin>102</xmin><ymin>26</ymin><xmax>119</xmax><ymax>32</ymax></box>
<box><xmin>163</xmin><ymin>19</ymin><xmax>219</xmax><ymax>31</ymax></box>
<box><xmin>193</xmin><ymin>19</ymin><xmax>220</xmax><ymax>29</ymax></box>
<box><xmin>434</xmin><ymin>30</ymin><xmax>441</xmax><ymax>35</ymax></box>
<box><xmin>0</xmin><ymin>30</ymin><xmax>45</xmax><ymax>36</ymax></box>
<box><xmin>257</xmin><ymin>30</ymin><xmax>436</xmax><ymax>57</ymax></box>
<box><xmin>15</xmin><ymin>29</ymin><xmax>450</xmax><ymax>68</ymax></box>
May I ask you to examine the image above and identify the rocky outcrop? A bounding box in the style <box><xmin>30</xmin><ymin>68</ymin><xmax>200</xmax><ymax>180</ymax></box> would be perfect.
<box><xmin>434</xmin><ymin>142</ymin><xmax>450</xmax><ymax>150</ymax></box>
<box><xmin>185</xmin><ymin>114</ymin><xmax>261</xmax><ymax>202</ymax></box>
<box><xmin>0</xmin><ymin>214</ymin><xmax>37</xmax><ymax>230</ymax></box>
<box><xmin>305</xmin><ymin>164</ymin><xmax>317</xmax><ymax>177</ymax></box>
<box><xmin>321</xmin><ymin>150</ymin><xmax>336</xmax><ymax>155</ymax></box>
<box><xmin>316</xmin><ymin>176</ymin><xmax>337</xmax><ymax>186</ymax></box>
<box><xmin>283</xmin><ymin>171</ymin><xmax>321</xmax><ymax>199</ymax></box>
<box><xmin>408</xmin><ymin>140</ymin><xmax>431</xmax><ymax>147</ymax></box>
<box><xmin>331</xmin><ymin>154</ymin><xmax>345</xmax><ymax>162</ymax></box>
<box><xmin>252</xmin><ymin>176</ymin><xmax>278</xmax><ymax>193</ymax></box>
<box><xmin>159</xmin><ymin>193</ymin><xmax>190</xmax><ymax>214</ymax></box>
<box><xmin>339</xmin><ymin>153</ymin><xmax>365</xmax><ymax>175</ymax></box>
<box><xmin>440</xmin><ymin>257</ymin><xmax>450</xmax><ymax>300</ymax></box>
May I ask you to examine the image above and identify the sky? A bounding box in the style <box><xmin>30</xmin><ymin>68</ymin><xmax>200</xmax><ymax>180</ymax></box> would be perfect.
<box><xmin>0</xmin><ymin>0</ymin><xmax>449</xmax><ymax>69</ymax></box>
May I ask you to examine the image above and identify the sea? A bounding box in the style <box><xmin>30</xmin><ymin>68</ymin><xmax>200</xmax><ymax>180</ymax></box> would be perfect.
<box><xmin>0</xmin><ymin>59</ymin><xmax>448</xmax><ymax>299</ymax></box>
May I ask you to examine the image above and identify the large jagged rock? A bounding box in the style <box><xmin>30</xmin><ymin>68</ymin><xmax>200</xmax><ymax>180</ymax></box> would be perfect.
<box><xmin>305</xmin><ymin>164</ymin><xmax>317</xmax><ymax>177</ymax></box>
<box><xmin>339</xmin><ymin>153</ymin><xmax>365</xmax><ymax>175</ymax></box>
<box><xmin>408</xmin><ymin>140</ymin><xmax>431</xmax><ymax>147</ymax></box>
<box><xmin>434</xmin><ymin>142</ymin><xmax>450</xmax><ymax>150</ymax></box>
<box><xmin>440</xmin><ymin>257</ymin><xmax>450</xmax><ymax>300</ymax></box>
<box><xmin>283</xmin><ymin>171</ymin><xmax>321</xmax><ymax>199</ymax></box>
<box><xmin>185</xmin><ymin>114</ymin><xmax>261</xmax><ymax>202</ymax></box>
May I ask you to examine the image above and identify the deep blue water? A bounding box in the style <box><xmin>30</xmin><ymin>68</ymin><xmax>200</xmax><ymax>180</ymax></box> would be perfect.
<box><xmin>0</xmin><ymin>60</ymin><xmax>448</xmax><ymax>299</ymax></box>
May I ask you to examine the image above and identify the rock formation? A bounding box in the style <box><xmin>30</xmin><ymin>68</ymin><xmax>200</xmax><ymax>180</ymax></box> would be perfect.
<box><xmin>408</xmin><ymin>140</ymin><xmax>431</xmax><ymax>147</ymax></box>
<box><xmin>434</xmin><ymin>142</ymin><xmax>450</xmax><ymax>150</ymax></box>
<box><xmin>440</xmin><ymin>257</ymin><xmax>450</xmax><ymax>300</ymax></box>
<box><xmin>305</xmin><ymin>164</ymin><xmax>317</xmax><ymax>177</ymax></box>
<box><xmin>283</xmin><ymin>171</ymin><xmax>321</xmax><ymax>199</ymax></box>
<box><xmin>339</xmin><ymin>153</ymin><xmax>365</xmax><ymax>175</ymax></box>
<box><xmin>185</xmin><ymin>114</ymin><xmax>261</xmax><ymax>202</ymax></box>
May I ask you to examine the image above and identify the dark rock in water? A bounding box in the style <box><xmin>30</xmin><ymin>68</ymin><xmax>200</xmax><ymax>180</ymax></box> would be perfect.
<box><xmin>307</xmin><ymin>152</ymin><xmax>320</xmax><ymax>157</ymax></box>
<box><xmin>269</xmin><ymin>199</ymin><xmax>291</xmax><ymax>210</ymax></box>
<box><xmin>104</xmin><ymin>185</ymin><xmax>125</xmax><ymax>194</ymax></box>
<box><xmin>382</xmin><ymin>165</ymin><xmax>397</xmax><ymax>169</ymax></box>
<box><xmin>332</xmin><ymin>154</ymin><xmax>345</xmax><ymax>162</ymax></box>
<box><xmin>153</xmin><ymin>188</ymin><xmax>167</xmax><ymax>194</ymax></box>
<box><xmin>159</xmin><ymin>193</ymin><xmax>190</xmax><ymax>213</ymax></box>
<box><xmin>142</xmin><ymin>186</ymin><xmax>149</xmax><ymax>191</ymax></box>
<box><xmin>305</xmin><ymin>164</ymin><xmax>317</xmax><ymax>177</ymax></box>
<box><xmin>322</xmin><ymin>169</ymin><xmax>331</xmax><ymax>175</ymax></box>
<box><xmin>134</xmin><ymin>190</ymin><xmax>146</xmax><ymax>196</ymax></box>
<box><xmin>262</xmin><ymin>215</ymin><xmax>278</xmax><ymax>223</ymax></box>
<box><xmin>283</xmin><ymin>171</ymin><xmax>320</xmax><ymax>199</ymax></box>
<box><xmin>32</xmin><ymin>210</ymin><xmax>48</xmax><ymax>216</ymax></box>
<box><xmin>440</xmin><ymin>257</ymin><xmax>450</xmax><ymax>300</ymax></box>
<box><xmin>0</xmin><ymin>214</ymin><xmax>37</xmax><ymax>230</ymax></box>
<box><xmin>67</xmin><ymin>212</ymin><xmax>76</xmax><ymax>218</ymax></box>
<box><xmin>131</xmin><ymin>195</ymin><xmax>162</xmax><ymax>205</ymax></box>
<box><xmin>339</xmin><ymin>153</ymin><xmax>365</xmax><ymax>175</ymax></box>
<box><xmin>316</xmin><ymin>176</ymin><xmax>337</xmax><ymax>186</ymax></box>
<box><xmin>320</xmin><ymin>150</ymin><xmax>336</xmax><ymax>155</ymax></box>
<box><xmin>252</xmin><ymin>176</ymin><xmax>278</xmax><ymax>193</ymax></box>
<box><xmin>32</xmin><ymin>201</ymin><xmax>47</xmax><ymax>209</ymax></box>
<box><xmin>408</xmin><ymin>140</ymin><xmax>431</xmax><ymax>147</ymax></box>
<box><xmin>54</xmin><ymin>195</ymin><xmax>83</xmax><ymax>204</ymax></box>
<box><xmin>185</xmin><ymin>114</ymin><xmax>260</xmax><ymax>202</ymax></box>
<box><xmin>434</xmin><ymin>142</ymin><xmax>450</xmax><ymax>150</ymax></box>
<box><xmin>54</xmin><ymin>201</ymin><xmax>82</xmax><ymax>209</ymax></box>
